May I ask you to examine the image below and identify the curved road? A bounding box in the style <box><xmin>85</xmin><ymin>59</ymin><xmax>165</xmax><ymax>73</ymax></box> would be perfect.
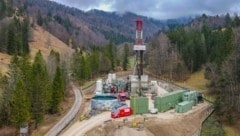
<box><xmin>60</xmin><ymin>112</ymin><xmax>111</xmax><ymax>136</ymax></box>
<box><xmin>45</xmin><ymin>83</ymin><xmax>82</xmax><ymax>136</ymax></box>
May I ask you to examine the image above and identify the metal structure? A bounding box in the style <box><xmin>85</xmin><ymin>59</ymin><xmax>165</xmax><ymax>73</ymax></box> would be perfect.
<box><xmin>130</xmin><ymin>18</ymin><xmax>149</xmax><ymax>115</ymax></box>
<box><xmin>132</xmin><ymin>18</ymin><xmax>146</xmax><ymax>96</ymax></box>
<box><xmin>134</xmin><ymin>18</ymin><xmax>145</xmax><ymax>78</ymax></box>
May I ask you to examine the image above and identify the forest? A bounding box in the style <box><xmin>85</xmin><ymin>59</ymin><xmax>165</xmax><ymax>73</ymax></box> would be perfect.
<box><xmin>0</xmin><ymin>0</ymin><xmax>129</xmax><ymax>128</ymax></box>
<box><xmin>147</xmin><ymin>14</ymin><xmax>240</xmax><ymax>123</ymax></box>
<box><xmin>1</xmin><ymin>0</ymin><xmax>240</xmax><ymax>134</ymax></box>
<box><xmin>0</xmin><ymin>51</ymin><xmax>65</xmax><ymax>128</ymax></box>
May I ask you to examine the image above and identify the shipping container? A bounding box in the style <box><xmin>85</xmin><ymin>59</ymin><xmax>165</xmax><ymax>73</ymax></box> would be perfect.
<box><xmin>182</xmin><ymin>91</ymin><xmax>198</xmax><ymax>105</ymax></box>
<box><xmin>154</xmin><ymin>90</ymin><xmax>187</xmax><ymax>112</ymax></box>
<box><xmin>130</xmin><ymin>97</ymin><xmax>149</xmax><ymax>114</ymax></box>
<box><xmin>175</xmin><ymin>101</ymin><xmax>193</xmax><ymax>113</ymax></box>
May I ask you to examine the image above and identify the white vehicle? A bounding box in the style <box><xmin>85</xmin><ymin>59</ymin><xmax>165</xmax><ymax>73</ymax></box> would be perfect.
<box><xmin>149</xmin><ymin>108</ymin><xmax>158</xmax><ymax>114</ymax></box>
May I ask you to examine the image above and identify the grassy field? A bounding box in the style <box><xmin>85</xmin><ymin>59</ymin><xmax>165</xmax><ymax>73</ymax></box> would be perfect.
<box><xmin>201</xmin><ymin>116</ymin><xmax>225</xmax><ymax>136</ymax></box>
<box><xmin>176</xmin><ymin>70</ymin><xmax>207</xmax><ymax>91</ymax></box>
<box><xmin>224</xmin><ymin>125</ymin><xmax>239</xmax><ymax>136</ymax></box>
<box><xmin>176</xmin><ymin>70</ymin><xmax>217</xmax><ymax>102</ymax></box>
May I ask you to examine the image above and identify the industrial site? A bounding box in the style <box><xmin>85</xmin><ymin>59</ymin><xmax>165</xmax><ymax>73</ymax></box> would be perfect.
<box><xmin>58</xmin><ymin>19</ymin><xmax>214</xmax><ymax>136</ymax></box>
<box><xmin>2</xmin><ymin>0</ymin><xmax>240</xmax><ymax>136</ymax></box>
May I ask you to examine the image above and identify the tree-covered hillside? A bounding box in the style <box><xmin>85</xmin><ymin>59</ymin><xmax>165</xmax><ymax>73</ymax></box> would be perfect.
<box><xmin>147</xmin><ymin>14</ymin><xmax>240</xmax><ymax>122</ymax></box>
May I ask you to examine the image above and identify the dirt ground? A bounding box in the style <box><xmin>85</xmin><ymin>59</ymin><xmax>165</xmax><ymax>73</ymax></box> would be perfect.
<box><xmin>0</xmin><ymin>126</ymin><xmax>17</xmax><ymax>136</ymax></box>
<box><xmin>84</xmin><ymin>102</ymin><xmax>210</xmax><ymax>136</ymax></box>
<box><xmin>0</xmin><ymin>52</ymin><xmax>11</xmax><ymax>74</ymax></box>
<box><xmin>29</xmin><ymin>26</ymin><xmax>74</xmax><ymax>62</ymax></box>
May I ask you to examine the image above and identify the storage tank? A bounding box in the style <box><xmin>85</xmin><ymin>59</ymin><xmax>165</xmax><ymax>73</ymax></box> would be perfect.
<box><xmin>108</xmin><ymin>73</ymin><xmax>112</xmax><ymax>84</ymax></box>
<box><xmin>96</xmin><ymin>79</ymin><xmax>103</xmax><ymax>93</ymax></box>
<box><xmin>112</xmin><ymin>73</ymin><xmax>116</xmax><ymax>81</ymax></box>
<box><xmin>91</xmin><ymin>94</ymin><xmax>119</xmax><ymax>111</ymax></box>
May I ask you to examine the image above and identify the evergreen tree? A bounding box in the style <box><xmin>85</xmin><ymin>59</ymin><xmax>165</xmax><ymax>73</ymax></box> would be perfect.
<box><xmin>233</xmin><ymin>15</ymin><xmax>240</xmax><ymax>26</ymax></box>
<box><xmin>0</xmin><ymin>56</ymin><xmax>21</xmax><ymax>126</ymax></box>
<box><xmin>31</xmin><ymin>51</ymin><xmax>52</xmax><ymax>127</ymax></box>
<box><xmin>122</xmin><ymin>44</ymin><xmax>129</xmax><ymax>71</ymax></box>
<box><xmin>6</xmin><ymin>17</ymin><xmax>27</xmax><ymax>55</ymax></box>
<box><xmin>50</xmin><ymin>66</ymin><xmax>64</xmax><ymax>114</ymax></box>
<box><xmin>225</xmin><ymin>13</ymin><xmax>232</xmax><ymax>26</ymax></box>
<box><xmin>92</xmin><ymin>51</ymin><xmax>100</xmax><ymax>74</ymax></box>
<box><xmin>22</xmin><ymin>17</ymin><xmax>30</xmax><ymax>55</ymax></box>
<box><xmin>83</xmin><ymin>55</ymin><xmax>90</xmax><ymax>79</ymax></box>
<box><xmin>18</xmin><ymin>56</ymin><xmax>32</xmax><ymax>98</ymax></box>
<box><xmin>105</xmin><ymin>41</ymin><xmax>115</xmax><ymax>70</ymax></box>
<box><xmin>71</xmin><ymin>52</ymin><xmax>82</xmax><ymax>80</ymax></box>
<box><xmin>10</xmin><ymin>80</ymin><xmax>30</xmax><ymax>127</ymax></box>
<box><xmin>79</xmin><ymin>55</ymin><xmax>88</xmax><ymax>79</ymax></box>
<box><xmin>0</xmin><ymin>73</ymin><xmax>8</xmax><ymax>126</ymax></box>
<box><xmin>7</xmin><ymin>23</ymin><xmax>16</xmax><ymax>55</ymax></box>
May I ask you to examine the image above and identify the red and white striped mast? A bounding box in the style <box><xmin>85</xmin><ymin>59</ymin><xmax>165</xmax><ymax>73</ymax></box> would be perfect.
<box><xmin>134</xmin><ymin>18</ymin><xmax>145</xmax><ymax>79</ymax></box>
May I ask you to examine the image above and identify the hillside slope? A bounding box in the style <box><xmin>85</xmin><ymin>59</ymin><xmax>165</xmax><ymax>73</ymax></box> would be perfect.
<box><xmin>0</xmin><ymin>25</ymin><xmax>74</xmax><ymax>74</ymax></box>
<box><xmin>23</xmin><ymin>0</ymin><xmax>192</xmax><ymax>46</ymax></box>
<box><xmin>0</xmin><ymin>53</ymin><xmax>11</xmax><ymax>74</ymax></box>
<box><xmin>29</xmin><ymin>25</ymin><xmax>74</xmax><ymax>61</ymax></box>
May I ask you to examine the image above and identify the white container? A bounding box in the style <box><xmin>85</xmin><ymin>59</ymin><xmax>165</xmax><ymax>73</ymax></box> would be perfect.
<box><xmin>131</xmin><ymin>82</ymin><xmax>138</xmax><ymax>88</ymax></box>
<box><xmin>96</xmin><ymin>79</ymin><xmax>103</xmax><ymax>92</ymax></box>
<box><xmin>141</xmin><ymin>75</ymin><xmax>148</xmax><ymax>82</ymax></box>
<box><xmin>150</xmin><ymin>81</ymin><xmax>157</xmax><ymax>86</ymax></box>
<box><xmin>112</xmin><ymin>73</ymin><xmax>116</xmax><ymax>80</ymax></box>
<box><xmin>108</xmin><ymin>73</ymin><xmax>112</xmax><ymax>84</ymax></box>
<box><xmin>129</xmin><ymin>75</ymin><xmax>138</xmax><ymax>82</ymax></box>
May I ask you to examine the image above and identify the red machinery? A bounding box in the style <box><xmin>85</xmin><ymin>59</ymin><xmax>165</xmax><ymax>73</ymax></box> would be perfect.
<box><xmin>111</xmin><ymin>106</ymin><xmax>133</xmax><ymax>118</ymax></box>
<box><xmin>117</xmin><ymin>91</ymin><xmax>129</xmax><ymax>101</ymax></box>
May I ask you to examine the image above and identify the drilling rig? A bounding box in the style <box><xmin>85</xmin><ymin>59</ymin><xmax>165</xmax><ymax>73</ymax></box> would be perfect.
<box><xmin>130</xmin><ymin>18</ymin><xmax>149</xmax><ymax>115</ymax></box>
<box><xmin>132</xmin><ymin>18</ymin><xmax>146</xmax><ymax>97</ymax></box>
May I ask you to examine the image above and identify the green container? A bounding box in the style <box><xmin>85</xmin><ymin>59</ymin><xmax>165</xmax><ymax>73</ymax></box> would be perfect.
<box><xmin>175</xmin><ymin>101</ymin><xmax>193</xmax><ymax>113</ymax></box>
<box><xmin>182</xmin><ymin>91</ymin><xmax>198</xmax><ymax>105</ymax></box>
<box><xmin>130</xmin><ymin>97</ymin><xmax>149</xmax><ymax>114</ymax></box>
<box><xmin>154</xmin><ymin>90</ymin><xmax>187</xmax><ymax>112</ymax></box>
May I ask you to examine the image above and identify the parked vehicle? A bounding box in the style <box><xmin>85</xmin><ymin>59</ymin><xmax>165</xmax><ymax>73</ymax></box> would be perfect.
<box><xmin>111</xmin><ymin>106</ymin><xmax>133</xmax><ymax>118</ymax></box>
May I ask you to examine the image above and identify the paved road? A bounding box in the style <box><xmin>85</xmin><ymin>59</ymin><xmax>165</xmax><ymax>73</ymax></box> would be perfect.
<box><xmin>61</xmin><ymin>112</ymin><xmax>111</xmax><ymax>136</ymax></box>
<box><xmin>45</xmin><ymin>83</ymin><xmax>82</xmax><ymax>136</ymax></box>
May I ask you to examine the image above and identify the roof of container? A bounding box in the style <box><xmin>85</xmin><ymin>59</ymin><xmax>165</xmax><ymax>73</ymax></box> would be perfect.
<box><xmin>178</xmin><ymin>101</ymin><xmax>191</xmax><ymax>106</ymax></box>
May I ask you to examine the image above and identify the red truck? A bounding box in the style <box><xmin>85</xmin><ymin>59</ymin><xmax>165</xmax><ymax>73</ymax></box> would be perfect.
<box><xmin>111</xmin><ymin>106</ymin><xmax>133</xmax><ymax>118</ymax></box>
